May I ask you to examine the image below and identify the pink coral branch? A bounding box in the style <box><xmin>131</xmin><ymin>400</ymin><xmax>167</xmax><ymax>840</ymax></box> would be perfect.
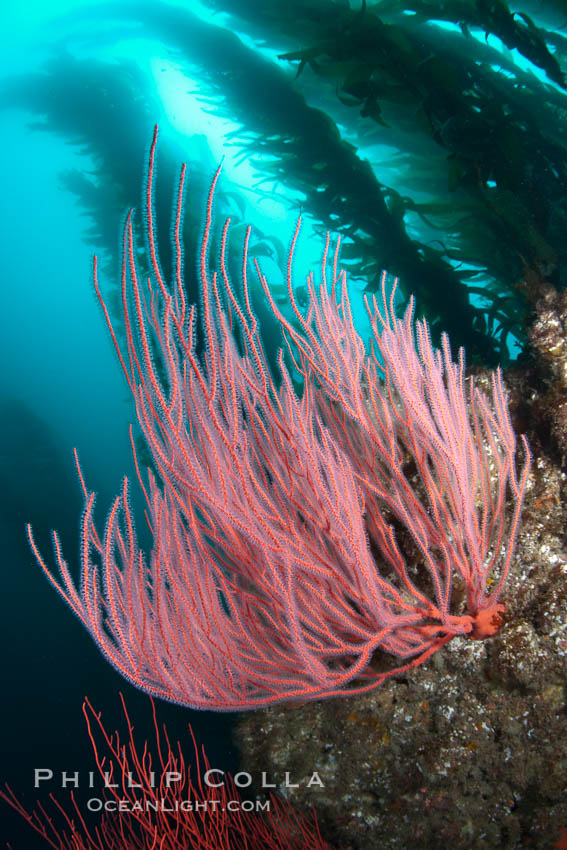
<box><xmin>29</xmin><ymin>126</ymin><xmax>531</xmax><ymax>709</ymax></box>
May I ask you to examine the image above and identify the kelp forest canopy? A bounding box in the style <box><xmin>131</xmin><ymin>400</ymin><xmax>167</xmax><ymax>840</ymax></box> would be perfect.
<box><xmin>3</xmin><ymin>0</ymin><xmax>567</xmax><ymax>365</ymax></box>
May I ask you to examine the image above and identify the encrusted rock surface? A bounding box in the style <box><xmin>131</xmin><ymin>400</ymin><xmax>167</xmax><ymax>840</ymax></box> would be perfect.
<box><xmin>528</xmin><ymin>286</ymin><xmax>567</xmax><ymax>462</ymax></box>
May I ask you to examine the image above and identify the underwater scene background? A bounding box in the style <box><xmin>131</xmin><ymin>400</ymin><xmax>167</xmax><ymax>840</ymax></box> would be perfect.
<box><xmin>1</xmin><ymin>0</ymin><xmax>567</xmax><ymax>848</ymax></box>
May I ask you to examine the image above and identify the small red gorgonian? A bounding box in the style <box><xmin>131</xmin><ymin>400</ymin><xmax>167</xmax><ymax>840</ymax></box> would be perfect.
<box><xmin>1</xmin><ymin>695</ymin><xmax>330</xmax><ymax>849</ymax></box>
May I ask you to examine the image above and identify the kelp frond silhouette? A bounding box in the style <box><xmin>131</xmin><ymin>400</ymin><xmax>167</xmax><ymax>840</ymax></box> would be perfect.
<box><xmin>27</xmin><ymin>127</ymin><xmax>531</xmax><ymax>710</ymax></box>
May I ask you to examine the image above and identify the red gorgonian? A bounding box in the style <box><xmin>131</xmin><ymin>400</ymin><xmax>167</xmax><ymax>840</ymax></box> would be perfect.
<box><xmin>28</xmin><ymin>126</ymin><xmax>531</xmax><ymax>710</ymax></box>
<box><xmin>1</xmin><ymin>695</ymin><xmax>330</xmax><ymax>849</ymax></box>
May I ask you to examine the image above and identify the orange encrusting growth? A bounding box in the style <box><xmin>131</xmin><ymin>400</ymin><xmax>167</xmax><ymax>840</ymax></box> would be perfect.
<box><xmin>468</xmin><ymin>603</ymin><xmax>506</xmax><ymax>640</ymax></box>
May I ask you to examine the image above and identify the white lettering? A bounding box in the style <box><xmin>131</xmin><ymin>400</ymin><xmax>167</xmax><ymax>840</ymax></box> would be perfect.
<box><xmin>204</xmin><ymin>769</ymin><xmax>225</xmax><ymax>788</ymax></box>
<box><xmin>61</xmin><ymin>772</ymin><xmax>79</xmax><ymax>789</ymax></box>
<box><xmin>34</xmin><ymin>769</ymin><xmax>53</xmax><ymax>788</ymax></box>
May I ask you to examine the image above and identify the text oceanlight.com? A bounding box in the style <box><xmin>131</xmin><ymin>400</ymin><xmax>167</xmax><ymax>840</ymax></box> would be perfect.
<box><xmin>86</xmin><ymin>798</ymin><xmax>272</xmax><ymax>813</ymax></box>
